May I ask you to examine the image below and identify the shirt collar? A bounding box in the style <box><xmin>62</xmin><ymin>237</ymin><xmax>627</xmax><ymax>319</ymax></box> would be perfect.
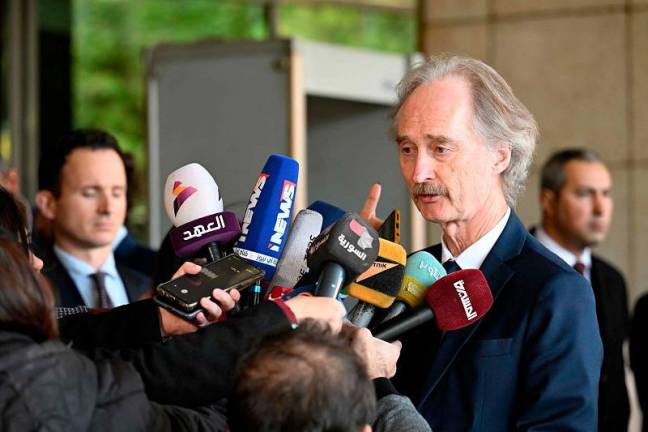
<box><xmin>53</xmin><ymin>245</ymin><xmax>120</xmax><ymax>280</ymax></box>
<box><xmin>112</xmin><ymin>225</ymin><xmax>128</xmax><ymax>248</ymax></box>
<box><xmin>535</xmin><ymin>226</ymin><xmax>592</xmax><ymax>269</ymax></box>
<box><xmin>441</xmin><ymin>207</ymin><xmax>511</xmax><ymax>270</ymax></box>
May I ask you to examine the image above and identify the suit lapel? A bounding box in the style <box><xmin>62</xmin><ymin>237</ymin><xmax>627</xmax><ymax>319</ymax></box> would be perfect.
<box><xmin>417</xmin><ymin>212</ymin><xmax>527</xmax><ymax>408</ymax></box>
<box><xmin>118</xmin><ymin>264</ymin><xmax>151</xmax><ymax>302</ymax></box>
<box><xmin>44</xmin><ymin>253</ymin><xmax>86</xmax><ymax>307</ymax></box>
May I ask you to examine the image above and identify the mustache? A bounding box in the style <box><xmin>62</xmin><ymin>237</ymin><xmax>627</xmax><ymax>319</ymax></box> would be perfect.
<box><xmin>411</xmin><ymin>182</ymin><xmax>448</xmax><ymax>196</ymax></box>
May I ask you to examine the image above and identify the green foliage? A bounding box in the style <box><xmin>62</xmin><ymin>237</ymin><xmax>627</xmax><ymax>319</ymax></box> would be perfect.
<box><xmin>73</xmin><ymin>0</ymin><xmax>265</xmax><ymax>166</ymax></box>
<box><xmin>278</xmin><ymin>3</ymin><xmax>414</xmax><ymax>53</ymax></box>
<box><xmin>72</xmin><ymin>0</ymin><xmax>414</xmax><ymax>237</ymax></box>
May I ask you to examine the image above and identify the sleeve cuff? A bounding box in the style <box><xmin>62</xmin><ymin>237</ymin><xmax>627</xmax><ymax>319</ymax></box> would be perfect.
<box><xmin>273</xmin><ymin>299</ymin><xmax>298</xmax><ymax>328</ymax></box>
<box><xmin>373</xmin><ymin>378</ymin><xmax>401</xmax><ymax>399</ymax></box>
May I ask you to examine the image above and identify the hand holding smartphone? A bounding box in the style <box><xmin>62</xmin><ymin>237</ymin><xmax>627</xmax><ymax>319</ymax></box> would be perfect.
<box><xmin>155</xmin><ymin>254</ymin><xmax>264</xmax><ymax>320</ymax></box>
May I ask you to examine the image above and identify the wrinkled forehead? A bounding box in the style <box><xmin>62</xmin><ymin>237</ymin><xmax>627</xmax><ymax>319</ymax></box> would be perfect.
<box><xmin>395</xmin><ymin>77</ymin><xmax>481</xmax><ymax>146</ymax></box>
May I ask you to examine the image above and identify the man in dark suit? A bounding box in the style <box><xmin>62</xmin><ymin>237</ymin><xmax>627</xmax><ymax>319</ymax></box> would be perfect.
<box><xmin>630</xmin><ymin>293</ymin><xmax>648</xmax><ymax>432</ymax></box>
<box><xmin>35</xmin><ymin>129</ymin><xmax>150</xmax><ymax>307</ymax></box>
<box><xmin>43</xmin><ymin>250</ymin><xmax>150</xmax><ymax>307</ymax></box>
<box><xmin>361</xmin><ymin>54</ymin><xmax>602</xmax><ymax>430</ymax></box>
<box><xmin>532</xmin><ymin>148</ymin><xmax>629</xmax><ymax>432</ymax></box>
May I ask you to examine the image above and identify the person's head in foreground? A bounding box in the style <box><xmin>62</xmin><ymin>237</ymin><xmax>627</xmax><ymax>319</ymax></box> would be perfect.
<box><xmin>228</xmin><ymin>319</ymin><xmax>376</xmax><ymax>432</ymax></box>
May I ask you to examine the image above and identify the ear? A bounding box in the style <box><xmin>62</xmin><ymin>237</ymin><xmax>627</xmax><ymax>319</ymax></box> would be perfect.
<box><xmin>361</xmin><ymin>425</ymin><xmax>372</xmax><ymax>432</ymax></box>
<box><xmin>35</xmin><ymin>190</ymin><xmax>57</xmax><ymax>221</ymax></box>
<box><xmin>492</xmin><ymin>143</ymin><xmax>511</xmax><ymax>175</ymax></box>
<box><xmin>539</xmin><ymin>189</ymin><xmax>556</xmax><ymax>218</ymax></box>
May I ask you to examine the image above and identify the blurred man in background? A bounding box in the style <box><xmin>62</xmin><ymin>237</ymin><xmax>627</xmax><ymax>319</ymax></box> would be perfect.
<box><xmin>35</xmin><ymin>129</ymin><xmax>150</xmax><ymax>308</ymax></box>
<box><xmin>533</xmin><ymin>148</ymin><xmax>629</xmax><ymax>432</ymax></box>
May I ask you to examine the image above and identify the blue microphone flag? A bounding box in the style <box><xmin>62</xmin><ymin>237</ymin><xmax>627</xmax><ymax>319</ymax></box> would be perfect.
<box><xmin>234</xmin><ymin>154</ymin><xmax>299</xmax><ymax>280</ymax></box>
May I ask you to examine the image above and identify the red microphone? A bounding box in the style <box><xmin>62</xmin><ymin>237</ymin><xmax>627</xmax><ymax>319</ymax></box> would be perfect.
<box><xmin>372</xmin><ymin>269</ymin><xmax>493</xmax><ymax>342</ymax></box>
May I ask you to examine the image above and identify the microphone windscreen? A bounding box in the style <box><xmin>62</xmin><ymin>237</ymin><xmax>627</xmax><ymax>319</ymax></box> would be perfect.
<box><xmin>426</xmin><ymin>269</ymin><xmax>493</xmax><ymax>331</ymax></box>
<box><xmin>164</xmin><ymin>163</ymin><xmax>223</xmax><ymax>227</ymax></box>
<box><xmin>347</xmin><ymin>238</ymin><xmax>406</xmax><ymax>308</ymax></box>
<box><xmin>169</xmin><ymin>211</ymin><xmax>241</xmax><ymax>259</ymax></box>
<box><xmin>307</xmin><ymin>200</ymin><xmax>345</xmax><ymax>230</ymax></box>
<box><xmin>398</xmin><ymin>251</ymin><xmax>446</xmax><ymax>308</ymax></box>
<box><xmin>269</xmin><ymin>209</ymin><xmax>323</xmax><ymax>290</ymax></box>
<box><xmin>234</xmin><ymin>154</ymin><xmax>299</xmax><ymax>280</ymax></box>
<box><xmin>307</xmin><ymin>212</ymin><xmax>379</xmax><ymax>285</ymax></box>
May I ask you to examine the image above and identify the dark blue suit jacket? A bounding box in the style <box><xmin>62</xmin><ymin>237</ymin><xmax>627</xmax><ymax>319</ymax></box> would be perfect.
<box><xmin>393</xmin><ymin>211</ymin><xmax>603</xmax><ymax>431</ymax></box>
<box><xmin>43</xmin><ymin>250</ymin><xmax>151</xmax><ymax>308</ymax></box>
<box><xmin>114</xmin><ymin>232</ymin><xmax>157</xmax><ymax>277</ymax></box>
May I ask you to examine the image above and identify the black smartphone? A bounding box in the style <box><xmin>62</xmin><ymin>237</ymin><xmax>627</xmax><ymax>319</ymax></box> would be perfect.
<box><xmin>378</xmin><ymin>209</ymin><xmax>401</xmax><ymax>244</ymax></box>
<box><xmin>155</xmin><ymin>254</ymin><xmax>265</xmax><ymax>319</ymax></box>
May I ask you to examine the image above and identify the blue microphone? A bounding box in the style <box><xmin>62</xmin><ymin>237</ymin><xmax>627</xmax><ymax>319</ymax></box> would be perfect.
<box><xmin>307</xmin><ymin>200</ymin><xmax>345</xmax><ymax>230</ymax></box>
<box><xmin>233</xmin><ymin>154</ymin><xmax>299</xmax><ymax>282</ymax></box>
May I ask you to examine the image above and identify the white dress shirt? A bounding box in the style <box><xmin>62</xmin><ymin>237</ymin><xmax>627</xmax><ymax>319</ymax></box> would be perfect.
<box><xmin>535</xmin><ymin>226</ymin><xmax>592</xmax><ymax>281</ymax></box>
<box><xmin>441</xmin><ymin>208</ymin><xmax>511</xmax><ymax>269</ymax></box>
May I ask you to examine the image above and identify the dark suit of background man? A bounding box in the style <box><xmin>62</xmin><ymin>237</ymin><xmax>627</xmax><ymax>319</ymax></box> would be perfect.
<box><xmin>35</xmin><ymin>129</ymin><xmax>150</xmax><ymax>308</ymax></box>
<box><xmin>533</xmin><ymin>148</ymin><xmax>629</xmax><ymax>432</ymax></box>
<box><xmin>630</xmin><ymin>293</ymin><xmax>648</xmax><ymax>432</ymax></box>
<box><xmin>361</xmin><ymin>54</ymin><xmax>602</xmax><ymax>431</ymax></box>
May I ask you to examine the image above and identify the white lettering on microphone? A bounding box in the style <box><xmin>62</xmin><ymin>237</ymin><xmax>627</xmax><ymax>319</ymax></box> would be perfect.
<box><xmin>454</xmin><ymin>279</ymin><xmax>477</xmax><ymax>320</ymax></box>
<box><xmin>269</xmin><ymin>180</ymin><xmax>295</xmax><ymax>252</ymax></box>
<box><xmin>308</xmin><ymin>232</ymin><xmax>330</xmax><ymax>257</ymax></box>
<box><xmin>239</xmin><ymin>174</ymin><xmax>267</xmax><ymax>244</ymax></box>
<box><xmin>299</xmin><ymin>234</ymin><xmax>318</xmax><ymax>277</ymax></box>
<box><xmin>338</xmin><ymin>234</ymin><xmax>367</xmax><ymax>261</ymax></box>
<box><xmin>418</xmin><ymin>261</ymin><xmax>445</xmax><ymax>280</ymax></box>
<box><xmin>181</xmin><ymin>214</ymin><xmax>225</xmax><ymax>241</ymax></box>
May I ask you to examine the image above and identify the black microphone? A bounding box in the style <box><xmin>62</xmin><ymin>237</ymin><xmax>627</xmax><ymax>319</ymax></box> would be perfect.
<box><xmin>306</xmin><ymin>212</ymin><xmax>379</xmax><ymax>299</ymax></box>
<box><xmin>347</xmin><ymin>238</ymin><xmax>407</xmax><ymax>327</ymax></box>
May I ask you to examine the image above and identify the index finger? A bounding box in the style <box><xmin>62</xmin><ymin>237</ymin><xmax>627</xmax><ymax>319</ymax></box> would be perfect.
<box><xmin>360</xmin><ymin>183</ymin><xmax>382</xmax><ymax>220</ymax></box>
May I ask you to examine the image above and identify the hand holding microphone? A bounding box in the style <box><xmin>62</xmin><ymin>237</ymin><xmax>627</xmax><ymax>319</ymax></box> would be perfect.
<box><xmin>342</xmin><ymin>323</ymin><xmax>402</xmax><ymax>379</ymax></box>
<box><xmin>284</xmin><ymin>296</ymin><xmax>347</xmax><ymax>334</ymax></box>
